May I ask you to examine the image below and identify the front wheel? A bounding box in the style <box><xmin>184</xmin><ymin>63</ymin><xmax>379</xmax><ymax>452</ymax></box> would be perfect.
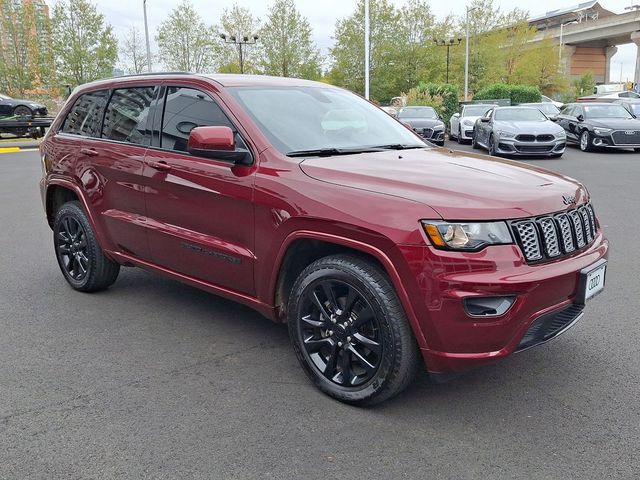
<box><xmin>488</xmin><ymin>134</ymin><xmax>497</xmax><ymax>156</ymax></box>
<box><xmin>12</xmin><ymin>105</ymin><xmax>32</xmax><ymax>118</ymax></box>
<box><xmin>287</xmin><ymin>254</ymin><xmax>420</xmax><ymax>406</ymax></box>
<box><xmin>471</xmin><ymin>132</ymin><xmax>479</xmax><ymax>149</ymax></box>
<box><xmin>457</xmin><ymin>126</ymin><xmax>464</xmax><ymax>144</ymax></box>
<box><xmin>580</xmin><ymin>130</ymin><xmax>593</xmax><ymax>152</ymax></box>
<box><xmin>53</xmin><ymin>201</ymin><xmax>120</xmax><ymax>292</ymax></box>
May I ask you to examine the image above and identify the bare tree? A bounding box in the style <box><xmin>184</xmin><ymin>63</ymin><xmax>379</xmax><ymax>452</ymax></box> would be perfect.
<box><xmin>120</xmin><ymin>26</ymin><xmax>148</xmax><ymax>74</ymax></box>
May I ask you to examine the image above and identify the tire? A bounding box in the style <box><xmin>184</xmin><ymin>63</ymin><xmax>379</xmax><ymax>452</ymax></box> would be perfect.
<box><xmin>471</xmin><ymin>132</ymin><xmax>479</xmax><ymax>149</ymax></box>
<box><xmin>287</xmin><ymin>254</ymin><xmax>420</xmax><ymax>406</ymax></box>
<box><xmin>488</xmin><ymin>134</ymin><xmax>497</xmax><ymax>156</ymax></box>
<box><xmin>580</xmin><ymin>130</ymin><xmax>593</xmax><ymax>152</ymax></box>
<box><xmin>53</xmin><ymin>201</ymin><xmax>120</xmax><ymax>292</ymax></box>
<box><xmin>12</xmin><ymin>105</ymin><xmax>32</xmax><ymax>118</ymax></box>
<box><xmin>436</xmin><ymin>141</ymin><xmax>445</xmax><ymax>147</ymax></box>
<box><xmin>457</xmin><ymin>126</ymin><xmax>464</xmax><ymax>144</ymax></box>
<box><xmin>634</xmin><ymin>148</ymin><xmax>640</xmax><ymax>153</ymax></box>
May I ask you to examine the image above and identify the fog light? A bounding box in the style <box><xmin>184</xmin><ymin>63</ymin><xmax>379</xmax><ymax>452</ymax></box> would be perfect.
<box><xmin>463</xmin><ymin>296</ymin><xmax>516</xmax><ymax>317</ymax></box>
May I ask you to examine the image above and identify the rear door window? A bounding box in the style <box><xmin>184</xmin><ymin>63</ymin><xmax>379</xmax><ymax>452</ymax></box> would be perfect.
<box><xmin>160</xmin><ymin>87</ymin><xmax>234</xmax><ymax>153</ymax></box>
<box><xmin>102</xmin><ymin>87</ymin><xmax>157</xmax><ymax>145</ymax></box>
<box><xmin>61</xmin><ymin>90</ymin><xmax>109</xmax><ymax>137</ymax></box>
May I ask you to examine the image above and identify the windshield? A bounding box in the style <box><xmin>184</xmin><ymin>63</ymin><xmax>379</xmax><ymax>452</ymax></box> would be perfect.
<box><xmin>584</xmin><ymin>105</ymin><xmax>633</xmax><ymax>119</ymax></box>
<box><xmin>398</xmin><ymin>107</ymin><xmax>438</xmax><ymax>119</ymax></box>
<box><xmin>229</xmin><ymin>86</ymin><xmax>426</xmax><ymax>154</ymax></box>
<box><xmin>463</xmin><ymin>105</ymin><xmax>494</xmax><ymax>117</ymax></box>
<box><xmin>626</xmin><ymin>104</ymin><xmax>640</xmax><ymax>115</ymax></box>
<box><xmin>0</xmin><ymin>93</ymin><xmax>11</xmax><ymax>100</ymax></box>
<box><xmin>495</xmin><ymin>108</ymin><xmax>547</xmax><ymax>121</ymax></box>
<box><xmin>525</xmin><ymin>103</ymin><xmax>559</xmax><ymax>115</ymax></box>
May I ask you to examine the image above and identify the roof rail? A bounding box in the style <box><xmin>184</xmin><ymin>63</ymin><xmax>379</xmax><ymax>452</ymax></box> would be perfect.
<box><xmin>114</xmin><ymin>71</ymin><xmax>193</xmax><ymax>78</ymax></box>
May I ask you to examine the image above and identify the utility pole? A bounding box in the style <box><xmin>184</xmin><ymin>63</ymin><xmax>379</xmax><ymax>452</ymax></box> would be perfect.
<box><xmin>364</xmin><ymin>0</ymin><xmax>370</xmax><ymax>100</ymax></box>
<box><xmin>559</xmin><ymin>20</ymin><xmax>578</xmax><ymax>66</ymax></box>
<box><xmin>464</xmin><ymin>6</ymin><xmax>473</xmax><ymax>101</ymax></box>
<box><xmin>143</xmin><ymin>0</ymin><xmax>152</xmax><ymax>72</ymax></box>
<box><xmin>434</xmin><ymin>38</ymin><xmax>461</xmax><ymax>84</ymax></box>
<box><xmin>220</xmin><ymin>33</ymin><xmax>259</xmax><ymax>74</ymax></box>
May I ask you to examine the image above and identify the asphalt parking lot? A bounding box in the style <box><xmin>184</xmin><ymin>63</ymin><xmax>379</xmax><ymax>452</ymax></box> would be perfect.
<box><xmin>1</xmin><ymin>144</ymin><xmax>639</xmax><ymax>479</ymax></box>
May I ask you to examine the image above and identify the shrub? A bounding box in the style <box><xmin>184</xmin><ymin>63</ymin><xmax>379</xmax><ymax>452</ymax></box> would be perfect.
<box><xmin>402</xmin><ymin>82</ymin><xmax>459</xmax><ymax>124</ymax></box>
<box><xmin>474</xmin><ymin>83</ymin><xmax>541</xmax><ymax>104</ymax></box>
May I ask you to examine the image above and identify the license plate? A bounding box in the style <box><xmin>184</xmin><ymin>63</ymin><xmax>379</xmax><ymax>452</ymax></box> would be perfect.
<box><xmin>577</xmin><ymin>260</ymin><xmax>607</xmax><ymax>304</ymax></box>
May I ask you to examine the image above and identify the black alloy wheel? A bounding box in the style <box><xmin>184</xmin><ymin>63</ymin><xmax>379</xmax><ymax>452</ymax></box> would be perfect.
<box><xmin>56</xmin><ymin>215</ymin><xmax>90</xmax><ymax>282</ymax></box>
<box><xmin>457</xmin><ymin>126</ymin><xmax>463</xmax><ymax>144</ymax></box>
<box><xmin>288</xmin><ymin>254</ymin><xmax>420</xmax><ymax>405</ymax></box>
<box><xmin>298</xmin><ymin>279</ymin><xmax>382</xmax><ymax>388</ymax></box>
<box><xmin>53</xmin><ymin>201</ymin><xmax>120</xmax><ymax>292</ymax></box>
<box><xmin>488</xmin><ymin>134</ymin><xmax>497</xmax><ymax>156</ymax></box>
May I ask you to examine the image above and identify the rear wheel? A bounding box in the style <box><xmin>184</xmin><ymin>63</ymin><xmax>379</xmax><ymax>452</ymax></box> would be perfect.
<box><xmin>287</xmin><ymin>254</ymin><xmax>420</xmax><ymax>406</ymax></box>
<box><xmin>457</xmin><ymin>126</ymin><xmax>464</xmax><ymax>144</ymax></box>
<box><xmin>12</xmin><ymin>105</ymin><xmax>32</xmax><ymax>118</ymax></box>
<box><xmin>471</xmin><ymin>132</ymin><xmax>479</xmax><ymax>149</ymax></box>
<box><xmin>53</xmin><ymin>201</ymin><xmax>120</xmax><ymax>292</ymax></box>
<box><xmin>580</xmin><ymin>130</ymin><xmax>593</xmax><ymax>152</ymax></box>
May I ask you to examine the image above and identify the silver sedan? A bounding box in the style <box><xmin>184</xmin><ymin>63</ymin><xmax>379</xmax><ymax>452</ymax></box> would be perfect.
<box><xmin>472</xmin><ymin>106</ymin><xmax>566</xmax><ymax>158</ymax></box>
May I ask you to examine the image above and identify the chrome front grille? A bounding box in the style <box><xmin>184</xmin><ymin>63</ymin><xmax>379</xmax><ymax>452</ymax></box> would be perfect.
<box><xmin>512</xmin><ymin>204</ymin><xmax>597</xmax><ymax>263</ymax></box>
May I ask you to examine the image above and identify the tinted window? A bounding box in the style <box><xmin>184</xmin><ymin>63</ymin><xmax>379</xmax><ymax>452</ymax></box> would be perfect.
<box><xmin>463</xmin><ymin>105</ymin><xmax>495</xmax><ymax>117</ymax></box>
<box><xmin>398</xmin><ymin>107</ymin><xmax>438</xmax><ymax>119</ymax></box>
<box><xmin>102</xmin><ymin>87</ymin><xmax>157</xmax><ymax>145</ymax></box>
<box><xmin>160</xmin><ymin>87</ymin><xmax>233</xmax><ymax>152</ymax></box>
<box><xmin>61</xmin><ymin>90</ymin><xmax>109</xmax><ymax>137</ymax></box>
<box><xmin>583</xmin><ymin>104</ymin><xmax>632</xmax><ymax>119</ymax></box>
<box><xmin>494</xmin><ymin>108</ymin><xmax>547</xmax><ymax>121</ymax></box>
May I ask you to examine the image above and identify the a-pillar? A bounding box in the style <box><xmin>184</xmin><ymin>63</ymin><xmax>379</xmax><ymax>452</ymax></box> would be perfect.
<box><xmin>604</xmin><ymin>46</ymin><xmax>618</xmax><ymax>83</ymax></box>
<box><xmin>632</xmin><ymin>32</ymin><xmax>640</xmax><ymax>84</ymax></box>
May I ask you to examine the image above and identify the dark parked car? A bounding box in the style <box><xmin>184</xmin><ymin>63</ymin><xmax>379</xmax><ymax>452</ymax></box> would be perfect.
<box><xmin>0</xmin><ymin>93</ymin><xmax>48</xmax><ymax>118</ymax></box>
<box><xmin>472</xmin><ymin>106</ymin><xmax>566</xmax><ymax>157</ymax></box>
<box><xmin>613</xmin><ymin>99</ymin><xmax>640</xmax><ymax>117</ymax></box>
<box><xmin>40</xmin><ymin>73</ymin><xmax>608</xmax><ymax>405</ymax></box>
<box><xmin>397</xmin><ymin>106</ymin><xmax>445</xmax><ymax>146</ymax></box>
<box><xmin>556</xmin><ymin>102</ymin><xmax>640</xmax><ymax>152</ymax></box>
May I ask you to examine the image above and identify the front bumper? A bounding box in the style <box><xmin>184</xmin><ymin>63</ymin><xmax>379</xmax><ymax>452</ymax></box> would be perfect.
<box><xmin>496</xmin><ymin>138</ymin><xmax>566</xmax><ymax>156</ymax></box>
<box><xmin>397</xmin><ymin>231</ymin><xmax>609</xmax><ymax>374</ymax></box>
<box><xmin>588</xmin><ymin>131</ymin><xmax>640</xmax><ymax>149</ymax></box>
<box><xmin>413</xmin><ymin>127</ymin><xmax>445</xmax><ymax>144</ymax></box>
<box><xmin>460</xmin><ymin>126</ymin><xmax>475</xmax><ymax>140</ymax></box>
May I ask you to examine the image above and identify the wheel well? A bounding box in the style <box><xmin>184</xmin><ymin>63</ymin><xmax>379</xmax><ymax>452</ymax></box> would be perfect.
<box><xmin>274</xmin><ymin>239</ymin><xmax>385</xmax><ymax>322</ymax></box>
<box><xmin>46</xmin><ymin>186</ymin><xmax>78</xmax><ymax>228</ymax></box>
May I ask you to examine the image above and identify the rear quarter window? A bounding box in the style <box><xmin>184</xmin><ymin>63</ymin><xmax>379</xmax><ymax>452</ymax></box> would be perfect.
<box><xmin>61</xmin><ymin>90</ymin><xmax>109</xmax><ymax>137</ymax></box>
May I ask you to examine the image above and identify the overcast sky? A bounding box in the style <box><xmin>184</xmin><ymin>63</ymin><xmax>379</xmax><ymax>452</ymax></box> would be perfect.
<box><xmin>70</xmin><ymin>0</ymin><xmax>639</xmax><ymax>81</ymax></box>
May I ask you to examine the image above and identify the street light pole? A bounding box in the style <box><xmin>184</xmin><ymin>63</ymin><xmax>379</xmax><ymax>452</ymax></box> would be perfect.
<box><xmin>434</xmin><ymin>38</ymin><xmax>462</xmax><ymax>84</ymax></box>
<box><xmin>220</xmin><ymin>33</ymin><xmax>259</xmax><ymax>74</ymax></box>
<box><xmin>364</xmin><ymin>0</ymin><xmax>370</xmax><ymax>100</ymax></box>
<box><xmin>464</xmin><ymin>6</ymin><xmax>472</xmax><ymax>101</ymax></box>
<box><xmin>143</xmin><ymin>0</ymin><xmax>152</xmax><ymax>72</ymax></box>
<box><xmin>559</xmin><ymin>20</ymin><xmax>578</xmax><ymax>66</ymax></box>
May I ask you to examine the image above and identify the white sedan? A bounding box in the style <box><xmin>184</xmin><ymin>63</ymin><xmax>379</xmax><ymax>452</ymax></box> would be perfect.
<box><xmin>449</xmin><ymin>104</ymin><xmax>497</xmax><ymax>143</ymax></box>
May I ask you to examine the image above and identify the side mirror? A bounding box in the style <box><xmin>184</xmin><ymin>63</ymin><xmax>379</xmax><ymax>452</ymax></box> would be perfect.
<box><xmin>187</xmin><ymin>126</ymin><xmax>251</xmax><ymax>164</ymax></box>
<box><xmin>452</xmin><ymin>113</ymin><xmax>460</xmax><ymax>118</ymax></box>
<box><xmin>576</xmin><ymin>114</ymin><xmax>585</xmax><ymax>122</ymax></box>
<box><xmin>402</xmin><ymin>121</ymin><xmax>415</xmax><ymax>130</ymax></box>
<box><xmin>549</xmin><ymin>116</ymin><xmax>559</xmax><ymax>122</ymax></box>
<box><xmin>480</xmin><ymin>117</ymin><xmax>490</xmax><ymax>123</ymax></box>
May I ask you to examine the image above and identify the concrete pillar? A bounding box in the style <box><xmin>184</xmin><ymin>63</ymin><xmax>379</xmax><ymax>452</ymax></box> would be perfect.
<box><xmin>632</xmin><ymin>32</ymin><xmax>640</xmax><ymax>84</ymax></box>
<box><xmin>562</xmin><ymin>45</ymin><xmax>577</xmax><ymax>76</ymax></box>
<box><xmin>604</xmin><ymin>46</ymin><xmax>618</xmax><ymax>83</ymax></box>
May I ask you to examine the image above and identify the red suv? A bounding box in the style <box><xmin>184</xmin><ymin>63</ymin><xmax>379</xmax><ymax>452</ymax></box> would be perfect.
<box><xmin>40</xmin><ymin>74</ymin><xmax>609</xmax><ymax>405</ymax></box>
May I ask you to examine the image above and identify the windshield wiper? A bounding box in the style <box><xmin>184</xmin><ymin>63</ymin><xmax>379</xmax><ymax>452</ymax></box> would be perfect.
<box><xmin>286</xmin><ymin>144</ymin><xmax>424</xmax><ymax>157</ymax></box>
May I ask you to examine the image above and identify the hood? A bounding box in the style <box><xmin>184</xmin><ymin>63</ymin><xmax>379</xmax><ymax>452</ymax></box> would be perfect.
<box><xmin>401</xmin><ymin>118</ymin><xmax>444</xmax><ymax>129</ymax></box>
<box><xmin>586</xmin><ymin>118</ymin><xmax>640</xmax><ymax>130</ymax></box>
<box><xmin>494</xmin><ymin>120</ymin><xmax>564</xmax><ymax>135</ymax></box>
<box><xmin>460</xmin><ymin>115</ymin><xmax>481</xmax><ymax>125</ymax></box>
<box><xmin>299</xmin><ymin>148</ymin><xmax>587</xmax><ymax>220</ymax></box>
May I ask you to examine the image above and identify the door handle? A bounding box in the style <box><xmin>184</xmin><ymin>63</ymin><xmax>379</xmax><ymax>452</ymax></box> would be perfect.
<box><xmin>149</xmin><ymin>160</ymin><xmax>171</xmax><ymax>172</ymax></box>
<box><xmin>79</xmin><ymin>148</ymin><xmax>98</xmax><ymax>157</ymax></box>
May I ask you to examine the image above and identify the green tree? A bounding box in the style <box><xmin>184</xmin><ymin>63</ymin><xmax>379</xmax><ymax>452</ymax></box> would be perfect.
<box><xmin>259</xmin><ymin>0</ymin><xmax>322</xmax><ymax>79</ymax></box>
<box><xmin>52</xmin><ymin>0</ymin><xmax>118</xmax><ymax>86</ymax></box>
<box><xmin>219</xmin><ymin>4</ymin><xmax>261</xmax><ymax>73</ymax></box>
<box><xmin>329</xmin><ymin>0</ymin><xmax>403</xmax><ymax>102</ymax></box>
<box><xmin>155</xmin><ymin>0</ymin><xmax>220</xmax><ymax>72</ymax></box>
<box><xmin>0</xmin><ymin>0</ymin><xmax>56</xmax><ymax>95</ymax></box>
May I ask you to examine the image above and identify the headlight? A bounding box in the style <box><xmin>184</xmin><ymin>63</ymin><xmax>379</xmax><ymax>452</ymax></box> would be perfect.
<box><xmin>593</xmin><ymin>128</ymin><xmax>612</xmax><ymax>135</ymax></box>
<box><xmin>432</xmin><ymin>124</ymin><xmax>445</xmax><ymax>130</ymax></box>
<box><xmin>422</xmin><ymin>221</ymin><xmax>513</xmax><ymax>251</ymax></box>
<box><xmin>497</xmin><ymin>130</ymin><xmax>516</xmax><ymax>139</ymax></box>
<box><xmin>29</xmin><ymin>103</ymin><xmax>40</xmax><ymax>108</ymax></box>
<box><xmin>555</xmin><ymin>130</ymin><xmax>566</xmax><ymax>139</ymax></box>
<box><xmin>462</xmin><ymin>119</ymin><xmax>473</xmax><ymax>126</ymax></box>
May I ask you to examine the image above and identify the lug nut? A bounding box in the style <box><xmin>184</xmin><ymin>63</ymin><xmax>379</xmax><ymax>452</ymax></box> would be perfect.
<box><xmin>331</xmin><ymin>318</ymin><xmax>337</xmax><ymax>324</ymax></box>
<box><xmin>328</xmin><ymin>330</ymin><xmax>334</xmax><ymax>336</ymax></box>
<box><xmin>347</xmin><ymin>336</ymin><xmax>351</xmax><ymax>342</ymax></box>
<box><xmin>337</xmin><ymin>341</ymin><xmax>343</xmax><ymax>347</ymax></box>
